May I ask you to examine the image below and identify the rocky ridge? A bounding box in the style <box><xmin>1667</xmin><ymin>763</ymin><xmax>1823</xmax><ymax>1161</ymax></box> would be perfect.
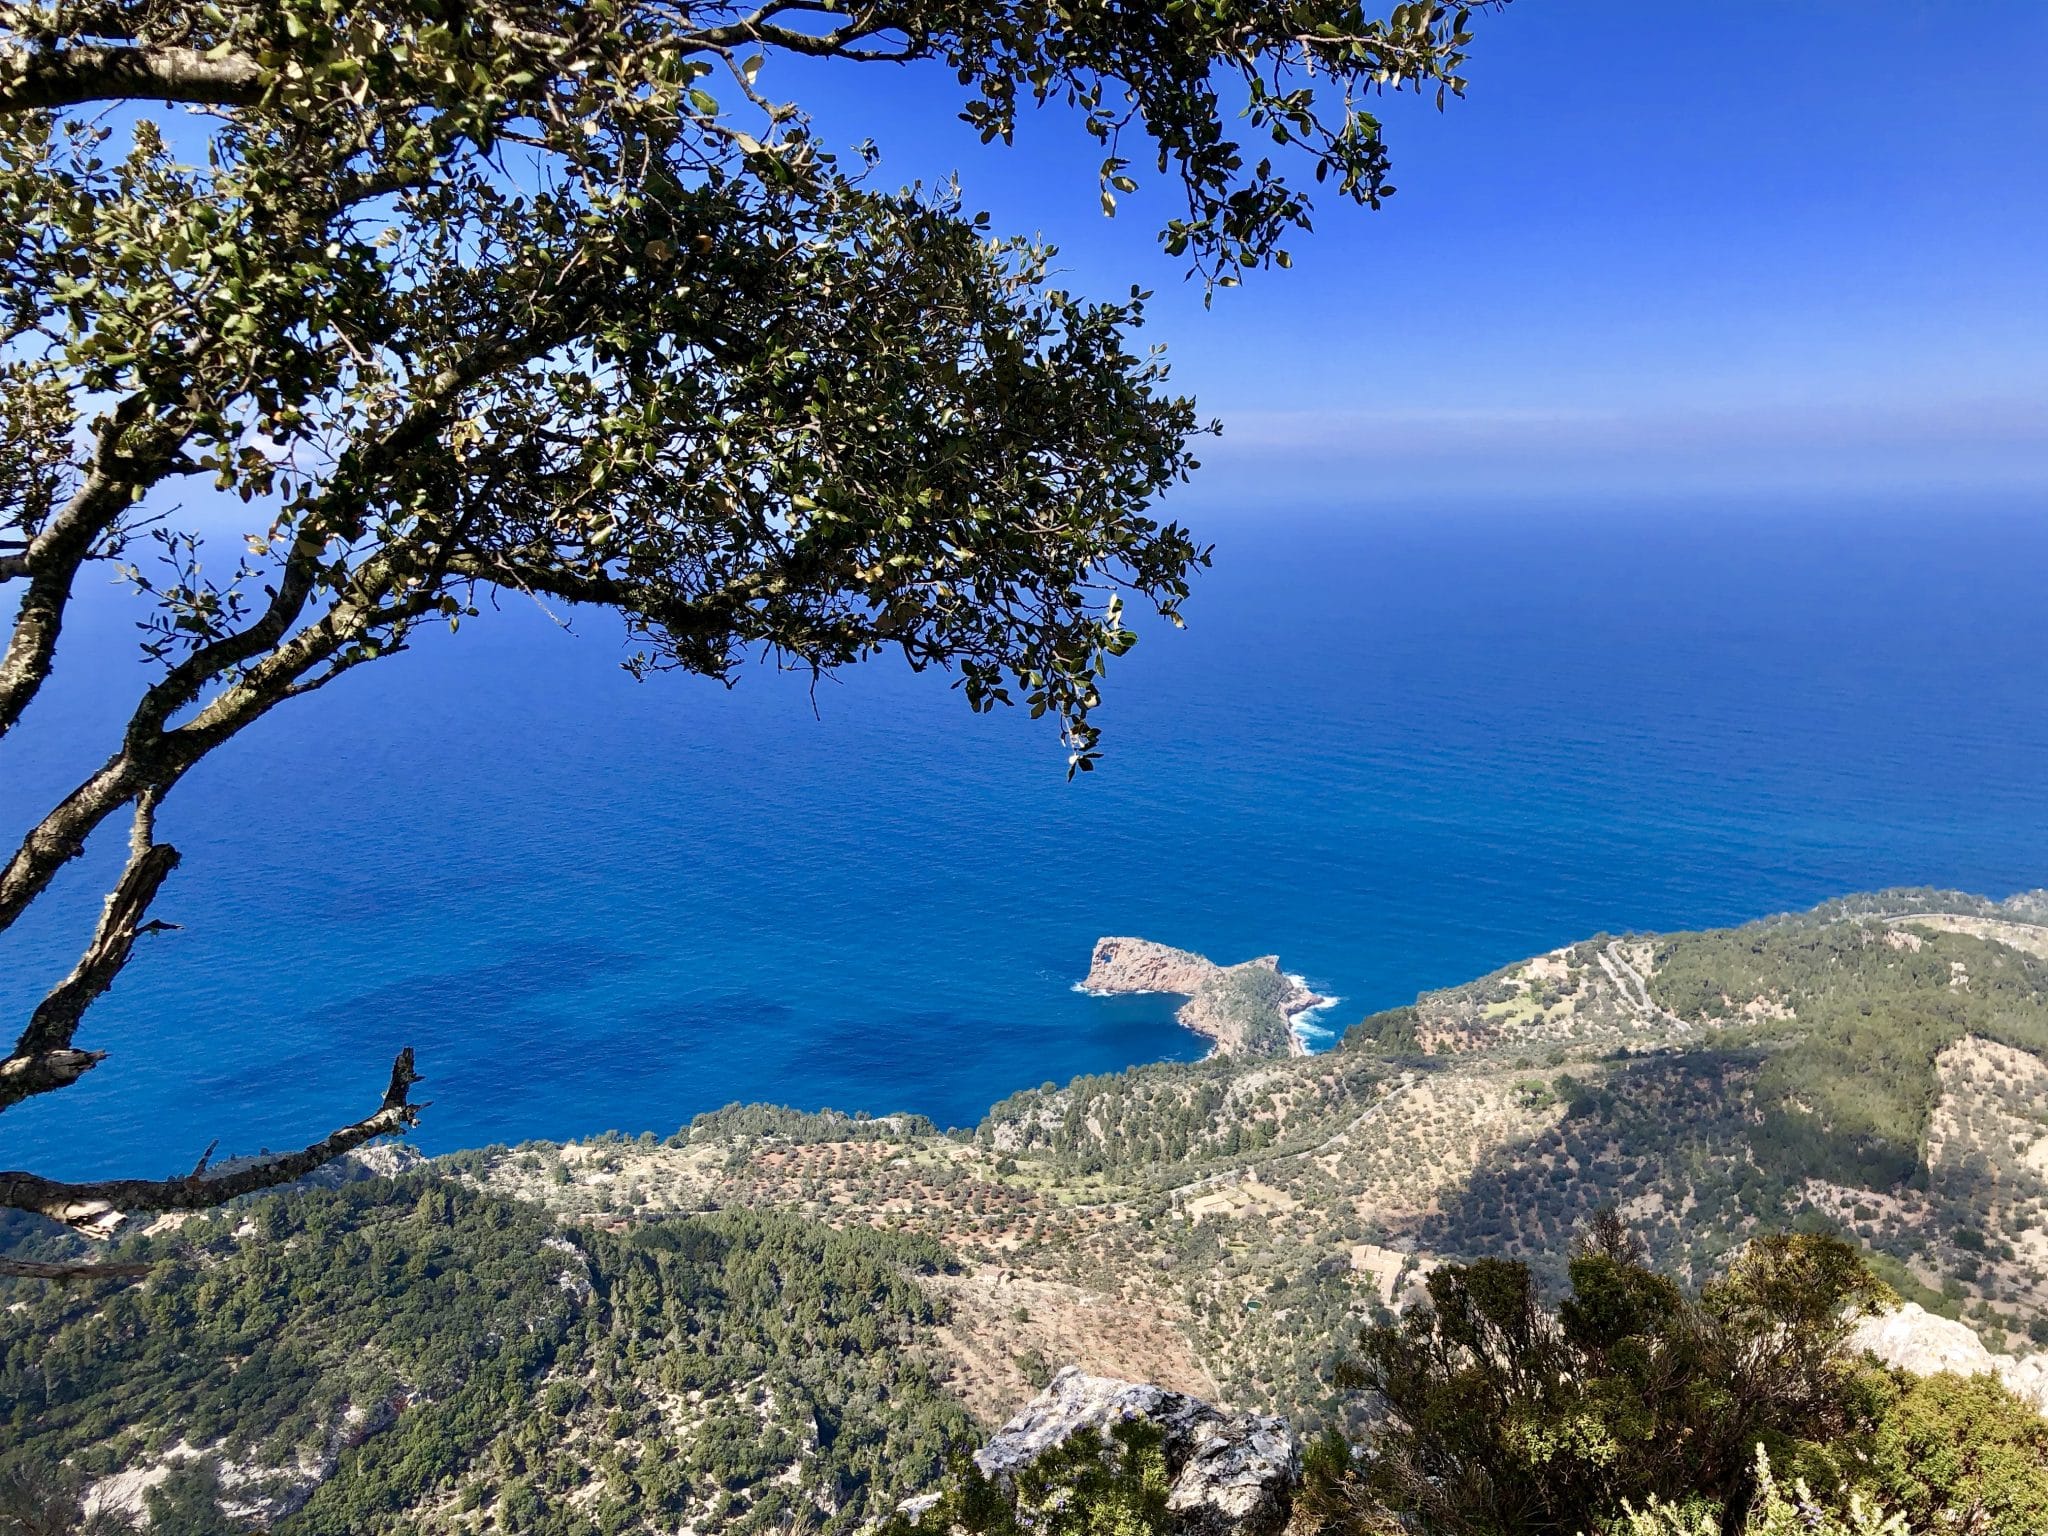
<box><xmin>1082</xmin><ymin>937</ymin><xmax>1332</xmax><ymax>1057</ymax></box>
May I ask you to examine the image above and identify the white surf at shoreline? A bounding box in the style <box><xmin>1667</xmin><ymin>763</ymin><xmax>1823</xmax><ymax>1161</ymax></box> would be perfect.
<box><xmin>1287</xmin><ymin>974</ymin><xmax>1343</xmax><ymax>1051</ymax></box>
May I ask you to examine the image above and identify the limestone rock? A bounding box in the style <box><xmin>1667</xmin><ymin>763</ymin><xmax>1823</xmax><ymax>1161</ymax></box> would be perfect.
<box><xmin>341</xmin><ymin>1143</ymin><xmax>430</xmax><ymax>1180</ymax></box>
<box><xmin>2004</xmin><ymin>1353</ymin><xmax>2048</xmax><ymax>1413</ymax></box>
<box><xmin>543</xmin><ymin>1234</ymin><xmax>595</xmax><ymax>1304</ymax></box>
<box><xmin>1849</xmin><ymin>1302</ymin><xmax>2048</xmax><ymax>1414</ymax></box>
<box><xmin>1083</xmin><ymin>938</ymin><xmax>1221</xmax><ymax>999</ymax></box>
<box><xmin>973</xmin><ymin>1366</ymin><xmax>1298</xmax><ymax>1536</ymax></box>
<box><xmin>893</xmin><ymin>1491</ymin><xmax>945</xmax><ymax>1523</ymax></box>
<box><xmin>1165</xmin><ymin>1413</ymin><xmax>1301</xmax><ymax>1536</ymax></box>
<box><xmin>1848</xmin><ymin>1303</ymin><xmax>1996</xmax><ymax>1378</ymax></box>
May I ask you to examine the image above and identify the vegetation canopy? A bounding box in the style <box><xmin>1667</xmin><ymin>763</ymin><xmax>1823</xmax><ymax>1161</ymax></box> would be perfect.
<box><xmin>871</xmin><ymin>1208</ymin><xmax>2048</xmax><ymax>1536</ymax></box>
<box><xmin>1321</xmin><ymin>1218</ymin><xmax>1895</xmax><ymax>1536</ymax></box>
<box><xmin>0</xmin><ymin>0</ymin><xmax>1491</xmax><ymax>1266</ymax></box>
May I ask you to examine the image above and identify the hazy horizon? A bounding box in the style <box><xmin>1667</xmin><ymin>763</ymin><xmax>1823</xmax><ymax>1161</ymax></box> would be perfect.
<box><xmin>773</xmin><ymin>1</ymin><xmax>2047</xmax><ymax>502</ymax></box>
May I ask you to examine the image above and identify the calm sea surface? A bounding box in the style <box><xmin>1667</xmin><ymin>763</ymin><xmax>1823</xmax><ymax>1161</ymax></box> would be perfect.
<box><xmin>8</xmin><ymin>498</ymin><xmax>2048</xmax><ymax>1178</ymax></box>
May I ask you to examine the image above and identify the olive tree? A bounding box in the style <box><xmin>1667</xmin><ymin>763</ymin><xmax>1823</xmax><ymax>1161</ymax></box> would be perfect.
<box><xmin>0</xmin><ymin>0</ymin><xmax>1487</xmax><ymax>1267</ymax></box>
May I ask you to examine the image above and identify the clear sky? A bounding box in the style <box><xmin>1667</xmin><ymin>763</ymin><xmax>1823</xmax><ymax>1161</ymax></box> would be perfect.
<box><xmin>781</xmin><ymin>1</ymin><xmax>2048</xmax><ymax>504</ymax></box>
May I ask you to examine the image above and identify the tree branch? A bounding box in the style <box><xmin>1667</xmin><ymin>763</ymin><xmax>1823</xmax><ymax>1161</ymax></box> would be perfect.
<box><xmin>0</xmin><ymin>1046</ymin><xmax>104</xmax><ymax>1105</ymax></box>
<box><xmin>0</xmin><ymin>749</ymin><xmax>161</xmax><ymax>938</ymax></box>
<box><xmin>0</xmin><ymin>537</ymin><xmax>437</xmax><ymax>942</ymax></box>
<box><xmin>124</xmin><ymin>522</ymin><xmax>333</xmax><ymax>741</ymax></box>
<box><xmin>0</xmin><ymin>41</ymin><xmax>264</xmax><ymax>113</ymax></box>
<box><xmin>0</xmin><ymin>1047</ymin><xmax>423</xmax><ymax>1237</ymax></box>
<box><xmin>1</xmin><ymin>797</ymin><xmax>180</xmax><ymax>1111</ymax></box>
<box><xmin>0</xmin><ymin>392</ymin><xmax>179</xmax><ymax>741</ymax></box>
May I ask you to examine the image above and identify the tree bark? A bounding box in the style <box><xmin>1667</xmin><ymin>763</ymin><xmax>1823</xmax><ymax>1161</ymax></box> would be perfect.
<box><xmin>14</xmin><ymin>842</ymin><xmax>178</xmax><ymax>1054</ymax></box>
<box><xmin>0</xmin><ymin>42</ymin><xmax>264</xmax><ymax>113</ymax></box>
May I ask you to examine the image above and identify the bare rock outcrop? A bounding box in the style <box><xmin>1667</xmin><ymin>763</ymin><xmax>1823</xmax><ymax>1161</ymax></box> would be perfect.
<box><xmin>1849</xmin><ymin>1302</ymin><xmax>2048</xmax><ymax>1414</ymax></box>
<box><xmin>297</xmin><ymin>1142</ymin><xmax>430</xmax><ymax>1187</ymax></box>
<box><xmin>1082</xmin><ymin>938</ymin><xmax>1332</xmax><ymax>1058</ymax></box>
<box><xmin>1083</xmin><ymin>938</ymin><xmax>1221</xmax><ymax>999</ymax></box>
<box><xmin>971</xmin><ymin>1366</ymin><xmax>1299</xmax><ymax>1536</ymax></box>
<box><xmin>84</xmin><ymin>1393</ymin><xmax>409</xmax><ymax>1528</ymax></box>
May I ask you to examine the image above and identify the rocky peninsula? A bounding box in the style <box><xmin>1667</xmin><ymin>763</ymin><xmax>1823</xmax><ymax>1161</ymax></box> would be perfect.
<box><xmin>1081</xmin><ymin>937</ymin><xmax>1333</xmax><ymax>1058</ymax></box>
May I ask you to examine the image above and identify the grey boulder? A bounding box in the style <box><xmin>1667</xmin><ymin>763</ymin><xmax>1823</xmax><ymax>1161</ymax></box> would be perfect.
<box><xmin>973</xmin><ymin>1366</ymin><xmax>1299</xmax><ymax>1536</ymax></box>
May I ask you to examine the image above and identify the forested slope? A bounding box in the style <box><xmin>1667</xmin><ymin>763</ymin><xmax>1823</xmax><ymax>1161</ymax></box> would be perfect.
<box><xmin>3</xmin><ymin>1183</ymin><xmax>970</xmax><ymax>1534</ymax></box>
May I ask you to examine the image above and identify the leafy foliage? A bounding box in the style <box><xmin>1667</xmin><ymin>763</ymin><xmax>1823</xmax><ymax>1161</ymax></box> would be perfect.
<box><xmin>1322</xmin><ymin>1223</ymin><xmax>1893</xmax><ymax>1536</ymax></box>
<box><xmin>0</xmin><ymin>0</ymin><xmax>1258</xmax><ymax>756</ymax></box>
<box><xmin>1855</xmin><ymin>1370</ymin><xmax>2048</xmax><ymax>1536</ymax></box>
<box><xmin>1611</xmin><ymin>1380</ymin><xmax>2048</xmax><ymax>1536</ymax></box>
<box><xmin>1606</xmin><ymin>1447</ymin><xmax>1906</xmax><ymax>1536</ymax></box>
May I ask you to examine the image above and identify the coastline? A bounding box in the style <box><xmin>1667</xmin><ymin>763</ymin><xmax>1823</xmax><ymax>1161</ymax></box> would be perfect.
<box><xmin>1284</xmin><ymin>977</ymin><xmax>1343</xmax><ymax>1054</ymax></box>
<box><xmin>41</xmin><ymin>886</ymin><xmax>2048</xmax><ymax>1536</ymax></box>
<box><xmin>1078</xmin><ymin>937</ymin><xmax>1334</xmax><ymax>1059</ymax></box>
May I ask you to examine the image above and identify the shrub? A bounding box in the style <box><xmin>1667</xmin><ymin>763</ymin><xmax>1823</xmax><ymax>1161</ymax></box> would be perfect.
<box><xmin>1855</xmin><ymin>1371</ymin><xmax>2048</xmax><ymax>1536</ymax></box>
<box><xmin>1611</xmin><ymin>1446</ymin><xmax>1904</xmax><ymax>1536</ymax></box>
<box><xmin>883</xmin><ymin>1421</ymin><xmax>1171</xmax><ymax>1536</ymax></box>
<box><xmin>1321</xmin><ymin>1215</ymin><xmax>1892</xmax><ymax>1536</ymax></box>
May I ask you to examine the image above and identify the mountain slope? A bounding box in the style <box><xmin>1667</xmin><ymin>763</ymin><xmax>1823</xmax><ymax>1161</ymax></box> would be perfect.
<box><xmin>11</xmin><ymin>888</ymin><xmax>2048</xmax><ymax>1531</ymax></box>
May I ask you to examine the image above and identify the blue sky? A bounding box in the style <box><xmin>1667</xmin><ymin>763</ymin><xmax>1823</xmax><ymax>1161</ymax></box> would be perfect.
<box><xmin>781</xmin><ymin>1</ymin><xmax>2048</xmax><ymax>503</ymax></box>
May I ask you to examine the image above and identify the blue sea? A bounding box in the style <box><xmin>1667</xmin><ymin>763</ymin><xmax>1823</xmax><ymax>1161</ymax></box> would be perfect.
<box><xmin>8</xmin><ymin>497</ymin><xmax>2048</xmax><ymax>1180</ymax></box>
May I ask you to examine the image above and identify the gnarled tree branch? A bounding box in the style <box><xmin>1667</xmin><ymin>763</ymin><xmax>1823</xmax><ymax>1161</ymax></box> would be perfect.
<box><xmin>0</xmin><ymin>1048</ymin><xmax>423</xmax><ymax>1236</ymax></box>
<box><xmin>1</xmin><ymin>795</ymin><xmax>180</xmax><ymax>1111</ymax></box>
<box><xmin>0</xmin><ymin>748</ymin><xmax>167</xmax><ymax>938</ymax></box>
<box><xmin>0</xmin><ymin>393</ymin><xmax>187</xmax><ymax>741</ymax></box>
<box><xmin>0</xmin><ymin>1046</ymin><xmax>105</xmax><ymax>1104</ymax></box>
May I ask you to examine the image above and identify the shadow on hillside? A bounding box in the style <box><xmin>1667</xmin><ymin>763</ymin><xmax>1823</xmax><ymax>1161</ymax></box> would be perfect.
<box><xmin>1417</xmin><ymin>1049</ymin><xmax>1785</xmax><ymax>1286</ymax></box>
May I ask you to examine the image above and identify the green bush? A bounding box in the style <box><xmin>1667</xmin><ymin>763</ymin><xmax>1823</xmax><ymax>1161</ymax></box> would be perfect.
<box><xmin>1856</xmin><ymin>1370</ymin><xmax>2048</xmax><ymax>1536</ymax></box>
<box><xmin>1319</xmin><ymin>1217</ymin><xmax>1893</xmax><ymax>1536</ymax></box>
<box><xmin>1610</xmin><ymin>1446</ymin><xmax>1905</xmax><ymax>1536</ymax></box>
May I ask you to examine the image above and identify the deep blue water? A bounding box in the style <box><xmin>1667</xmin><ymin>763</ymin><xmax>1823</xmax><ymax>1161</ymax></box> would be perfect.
<box><xmin>8</xmin><ymin>497</ymin><xmax>2048</xmax><ymax>1180</ymax></box>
